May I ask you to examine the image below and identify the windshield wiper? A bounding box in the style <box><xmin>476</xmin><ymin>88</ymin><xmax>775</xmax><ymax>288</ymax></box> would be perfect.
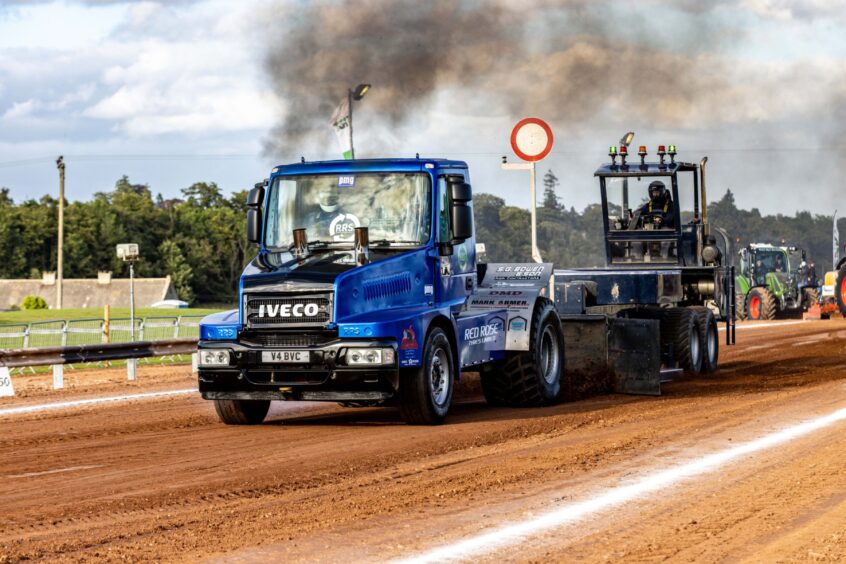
<box><xmin>370</xmin><ymin>239</ymin><xmax>421</xmax><ymax>247</ymax></box>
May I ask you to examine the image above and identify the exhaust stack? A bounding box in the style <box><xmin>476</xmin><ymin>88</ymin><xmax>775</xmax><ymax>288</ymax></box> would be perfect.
<box><xmin>292</xmin><ymin>228</ymin><xmax>309</xmax><ymax>259</ymax></box>
<box><xmin>700</xmin><ymin>156</ymin><xmax>709</xmax><ymax>236</ymax></box>
<box><xmin>355</xmin><ymin>227</ymin><xmax>369</xmax><ymax>266</ymax></box>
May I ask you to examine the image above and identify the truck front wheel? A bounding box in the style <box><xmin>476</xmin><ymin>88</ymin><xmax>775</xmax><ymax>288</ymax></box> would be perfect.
<box><xmin>398</xmin><ymin>327</ymin><xmax>454</xmax><ymax>425</ymax></box>
<box><xmin>213</xmin><ymin>399</ymin><xmax>270</xmax><ymax>425</ymax></box>
<box><xmin>480</xmin><ymin>298</ymin><xmax>563</xmax><ymax>407</ymax></box>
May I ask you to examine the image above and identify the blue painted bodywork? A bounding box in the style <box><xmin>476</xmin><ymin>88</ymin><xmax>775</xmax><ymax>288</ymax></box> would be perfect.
<box><xmin>200</xmin><ymin>158</ymin><xmax>498</xmax><ymax>375</ymax></box>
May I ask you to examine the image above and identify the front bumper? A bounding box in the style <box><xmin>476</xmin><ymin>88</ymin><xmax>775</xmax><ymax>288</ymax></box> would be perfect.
<box><xmin>197</xmin><ymin>334</ymin><xmax>399</xmax><ymax>402</ymax></box>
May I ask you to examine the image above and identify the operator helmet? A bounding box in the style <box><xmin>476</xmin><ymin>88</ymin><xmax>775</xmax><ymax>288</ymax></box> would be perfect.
<box><xmin>648</xmin><ymin>180</ymin><xmax>667</xmax><ymax>201</ymax></box>
<box><xmin>317</xmin><ymin>185</ymin><xmax>339</xmax><ymax>213</ymax></box>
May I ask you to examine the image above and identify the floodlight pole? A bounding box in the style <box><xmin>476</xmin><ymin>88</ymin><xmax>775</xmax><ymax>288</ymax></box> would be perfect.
<box><xmin>130</xmin><ymin>262</ymin><xmax>136</xmax><ymax>343</ymax></box>
<box><xmin>56</xmin><ymin>156</ymin><xmax>65</xmax><ymax>309</ymax></box>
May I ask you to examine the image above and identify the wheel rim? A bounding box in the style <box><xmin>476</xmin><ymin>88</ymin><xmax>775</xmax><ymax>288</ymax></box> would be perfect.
<box><xmin>689</xmin><ymin>321</ymin><xmax>701</xmax><ymax>367</ymax></box>
<box><xmin>749</xmin><ymin>295</ymin><xmax>761</xmax><ymax>319</ymax></box>
<box><xmin>707</xmin><ymin>323</ymin><xmax>717</xmax><ymax>363</ymax></box>
<box><xmin>841</xmin><ymin>277</ymin><xmax>846</xmax><ymax>305</ymax></box>
<box><xmin>429</xmin><ymin>348</ymin><xmax>450</xmax><ymax>406</ymax></box>
<box><xmin>539</xmin><ymin>325</ymin><xmax>560</xmax><ymax>385</ymax></box>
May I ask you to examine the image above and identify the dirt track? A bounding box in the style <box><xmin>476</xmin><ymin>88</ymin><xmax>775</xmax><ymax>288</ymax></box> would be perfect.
<box><xmin>2</xmin><ymin>319</ymin><xmax>846</xmax><ymax>562</ymax></box>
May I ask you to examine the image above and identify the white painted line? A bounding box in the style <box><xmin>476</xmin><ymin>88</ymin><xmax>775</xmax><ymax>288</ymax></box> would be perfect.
<box><xmin>395</xmin><ymin>404</ymin><xmax>846</xmax><ymax>564</ymax></box>
<box><xmin>0</xmin><ymin>389</ymin><xmax>196</xmax><ymax>417</ymax></box>
<box><xmin>8</xmin><ymin>464</ymin><xmax>103</xmax><ymax>479</ymax></box>
<box><xmin>719</xmin><ymin>320</ymin><xmax>807</xmax><ymax>331</ymax></box>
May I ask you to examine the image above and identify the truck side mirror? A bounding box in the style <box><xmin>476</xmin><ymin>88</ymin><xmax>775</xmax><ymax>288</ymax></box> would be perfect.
<box><xmin>247</xmin><ymin>185</ymin><xmax>264</xmax><ymax>208</ymax></box>
<box><xmin>247</xmin><ymin>208</ymin><xmax>262</xmax><ymax>245</ymax></box>
<box><xmin>246</xmin><ymin>184</ymin><xmax>265</xmax><ymax>245</ymax></box>
<box><xmin>449</xmin><ymin>181</ymin><xmax>473</xmax><ymax>243</ymax></box>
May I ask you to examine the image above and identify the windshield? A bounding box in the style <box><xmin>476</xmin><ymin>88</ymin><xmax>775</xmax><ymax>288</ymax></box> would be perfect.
<box><xmin>264</xmin><ymin>173</ymin><xmax>432</xmax><ymax>249</ymax></box>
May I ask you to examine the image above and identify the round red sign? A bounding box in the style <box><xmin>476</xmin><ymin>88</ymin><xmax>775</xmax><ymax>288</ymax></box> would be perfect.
<box><xmin>510</xmin><ymin>117</ymin><xmax>554</xmax><ymax>162</ymax></box>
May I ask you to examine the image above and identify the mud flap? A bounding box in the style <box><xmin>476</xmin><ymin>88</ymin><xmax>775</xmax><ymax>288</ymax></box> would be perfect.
<box><xmin>608</xmin><ymin>318</ymin><xmax>661</xmax><ymax>396</ymax></box>
<box><xmin>561</xmin><ymin>315</ymin><xmax>661</xmax><ymax>399</ymax></box>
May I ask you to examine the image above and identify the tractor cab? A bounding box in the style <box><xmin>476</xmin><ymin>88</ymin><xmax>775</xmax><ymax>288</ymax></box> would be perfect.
<box><xmin>596</xmin><ymin>144</ymin><xmax>722</xmax><ymax>268</ymax></box>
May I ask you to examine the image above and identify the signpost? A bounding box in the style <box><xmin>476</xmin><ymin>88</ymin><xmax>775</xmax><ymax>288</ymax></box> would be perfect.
<box><xmin>502</xmin><ymin>117</ymin><xmax>554</xmax><ymax>263</ymax></box>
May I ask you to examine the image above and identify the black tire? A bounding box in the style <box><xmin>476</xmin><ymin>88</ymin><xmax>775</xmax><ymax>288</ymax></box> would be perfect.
<box><xmin>690</xmin><ymin>306</ymin><xmax>719</xmax><ymax>373</ymax></box>
<box><xmin>735</xmin><ymin>293</ymin><xmax>747</xmax><ymax>321</ymax></box>
<box><xmin>802</xmin><ymin>287</ymin><xmax>819</xmax><ymax>310</ymax></box>
<box><xmin>213</xmin><ymin>399</ymin><xmax>270</xmax><ymax>425</ymax></box>
<box><xmin>479</xmin><ymin>298</ymin><xmax>564</xmax><ymax>407</ymax></box>
<box><xmin>661</xmin><ymin>307</ymin><xmax>703</xmax><ymax>374</ymax></box>
<box><xmin>838</xmin><ymin>266</ymin><xmax>846</xmax><ymax>317</ymax></box>
<box><xmin>746</xmin><ymin>287</ymin><xmax>776</xmax><ymax>321</ymax></box>
<box><xmin>398</xmin><ymin>327</ymin><xmax>454</xmax><ymax>425</ymax></box>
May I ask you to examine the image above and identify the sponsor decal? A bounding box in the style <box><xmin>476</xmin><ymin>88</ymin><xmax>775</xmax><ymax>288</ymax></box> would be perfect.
<box><xmin>508</xmin><ymin>316</ymin><xmax>527</xmax><ymax>332</ymax></box>
<box><xmin>457</xmin><ymin>243</ymin><xmax>469</xmax><ymax>271</ymax></box>
<box><xmin>463</xmin><ymin>320</ymin><xmax>502</xmax><ymax>346</ymax></box>
<box><xmin>329</xmin><ymin>213</ymin><xmax>361</xmax><ymax>241</ymax></box>
<box><xmin>258</xmin><ymin>303</ymin><xmax>320</xmax><ymax>318</ymax></box>
<box><xmin>611</xmin><ymin>282</ymin><xmax>620</xmax><ymax>301</ymax></box>
<box><xmin>338</xmin><ymin>175</ymin><xmax>355</xmax><ymax>187</ymax></box>
<box><xmin>493</xmin><ymin>264</ymin><xmax>547</xmax><ymax>281</ymax></box>
<box><xmin>440</xmin><ymin>256</ymin><xmax>452</xmax><ymax>277</ymax></box>
<box><xmin>400</xmin><ymin>324</ymin><xmax>419</xmax><ymax>350</ymax></box>
<box><xmin>424</xmin><ymin>284</ymin><xmax>434</xmax><ymax>296</ymax></box>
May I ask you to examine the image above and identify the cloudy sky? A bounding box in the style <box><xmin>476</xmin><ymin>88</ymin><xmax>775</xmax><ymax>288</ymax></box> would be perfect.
<box><xmin>0</xmin><ymin>0</ymin><xmax>844</xmax><ymax>216</ymax></box>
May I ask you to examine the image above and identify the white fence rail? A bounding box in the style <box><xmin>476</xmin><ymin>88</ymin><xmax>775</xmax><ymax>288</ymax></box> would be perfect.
<box><xmin>0</xmin><ymin>316</ymin><xmax>204</xmax><ymax>350</ymax></box>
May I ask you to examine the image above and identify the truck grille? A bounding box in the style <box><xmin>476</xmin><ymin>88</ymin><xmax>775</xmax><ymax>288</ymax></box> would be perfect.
<box><xmin>244</xmin><ymin>293</ymin><xmax>333</xmax><ymax>328</ymax></box>
<box><xmin>239</xmin><ymin>330</ymin><xmax>338</xmax><ymax>347</ymax></box>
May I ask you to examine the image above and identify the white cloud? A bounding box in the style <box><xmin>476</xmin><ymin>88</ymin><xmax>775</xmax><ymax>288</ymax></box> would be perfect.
<box><xmin>2</xmin><ymin>99</ymin><xmax>38</xmax><ymax>119</ymax></box>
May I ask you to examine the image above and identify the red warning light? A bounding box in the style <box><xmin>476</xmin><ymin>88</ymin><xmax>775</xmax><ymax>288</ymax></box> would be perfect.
<box><xmin>657</xmin><ymin>145</ymin><xmax>666</xmax><ymax>154</ymax></box>
<box><xmin>619</xmin><ymin>145</ymin><xmax>628</xmax><ymax>154</ymax></box>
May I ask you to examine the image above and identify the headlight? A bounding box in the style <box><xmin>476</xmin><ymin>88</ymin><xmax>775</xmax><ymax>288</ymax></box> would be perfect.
<box><xmin>198</xmin><ymin>350</ymin><xmax>231</xmax><ymax>366</ymax></box>
<box><xmin>346</xmin><ymin>348</ymin><xmax>395</xmax><ymax>366</ymax></box>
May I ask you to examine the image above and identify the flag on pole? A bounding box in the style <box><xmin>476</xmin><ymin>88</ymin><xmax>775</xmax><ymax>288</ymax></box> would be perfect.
<box><xmin>330</xmin><ymin>96</ymin><xmax>352</xmax><ymax>160</ymax></box>
<box><xmin>834</xmin><ymin>209</ymin><xmax>840</xmax><ymax>270</ymax></box>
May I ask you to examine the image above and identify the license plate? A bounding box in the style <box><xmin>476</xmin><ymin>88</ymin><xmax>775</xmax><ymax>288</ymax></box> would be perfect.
<box><xmin>261</xmin><ymin>350</ymin><xmax>310</xmax><ymax>363</ymax></box>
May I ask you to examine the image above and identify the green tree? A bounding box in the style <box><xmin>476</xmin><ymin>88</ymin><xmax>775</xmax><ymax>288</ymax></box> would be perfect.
<box><xmin>159</xmin><ymin>239</ymin><xmax>195</xmax><ymax>303</ymax></box>
<box><xmin>542</xmin><ymin>169</ymin><xmax>561</xmax><ymax>210</ymax></box>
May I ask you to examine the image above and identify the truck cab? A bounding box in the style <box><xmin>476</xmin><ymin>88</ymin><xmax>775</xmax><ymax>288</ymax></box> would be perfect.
<box><xmin>198</xmin><ymin>158</ymin><xmax>565</xmax><ymax>425</ymax></box>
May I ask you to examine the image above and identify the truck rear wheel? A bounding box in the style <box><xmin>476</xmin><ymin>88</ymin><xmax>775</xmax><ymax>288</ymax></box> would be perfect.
<box><xmin>746</xmin><ymin>287</ymin><xmax>776</xmax><ymax>320</ymax></box>
<box><xmin>690</xmin><ymin>306</ymin><xmax>719</xmax><ymax>373</ymax></box>
<box><xmin>213</xmin><ymin>399</ymin><xmax>270</xmax><ymax>425</ymax></box>
<box><xmin>838</xmin><ymin>267</ymin><xmax>846</xmax><ymax>316</ymax></box>
<box><xmin>480</xmin><ymin>298</ymin><xmax>563</xmax><ymax>407</ymax></box>
<box><xmin>398</xmin><ymin>327</ymin><xmax>454</xmax><ymax>425</ymax></box>
<box><xmin>661</xmin><ymin>307</ymin><xmax>703</xmax><ymax>374</ymax></box>
<box><xmin>735</xmin><ymin>293</ymin><xmax>747</xmax><ymax>321</ymax></box>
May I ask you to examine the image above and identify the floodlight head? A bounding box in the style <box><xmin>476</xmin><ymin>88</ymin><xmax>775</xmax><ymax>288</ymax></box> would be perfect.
<box><xmin>116</xmin><ymin>243</ymin><xmax>140</xmax><ymax>262</ymax></box>
<box><xmin>352</xmin><ymin>83</ymin><xmax>371</xmax><ymax>100</ymax></box>
<box><xmin>620</xmin><ymin>131</ymin><xmax>635</xmax><ymax>147</ymax></box>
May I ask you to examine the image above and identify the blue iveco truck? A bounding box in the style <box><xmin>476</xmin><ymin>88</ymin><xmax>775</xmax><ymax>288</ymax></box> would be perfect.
<box><xmin>198</xmin><ymin>149</ymin><xmax>734</xmax><ymax>425</ymax></box>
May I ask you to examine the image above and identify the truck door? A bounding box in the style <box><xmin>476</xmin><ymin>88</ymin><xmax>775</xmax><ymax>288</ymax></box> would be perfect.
<box><xmin>435</xmin><ymin>174</ymin><xmax>476</xmax><ymax>310</ymax></box>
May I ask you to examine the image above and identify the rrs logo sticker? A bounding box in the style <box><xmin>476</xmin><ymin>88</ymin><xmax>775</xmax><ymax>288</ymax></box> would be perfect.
<box><xmin>258</xmin><ymin>303</ymin><xmax>320</xmax><ymax>318</ymax></box>
<box><xmin>329</xmin><ymin>213</ymin><xmax>361</xmax><ymax>241</ymax></box>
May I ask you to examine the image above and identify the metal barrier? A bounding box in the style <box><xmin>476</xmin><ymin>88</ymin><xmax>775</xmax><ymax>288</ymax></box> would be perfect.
<box><xmin>0</xmin><ymin>315</ymin><xmax>206</xmax><ymax>349</ymax></box>
<box><xmin>0</xmin><ymin>338</ymin><xmax>198</xmax><ymax>368</ymax></box>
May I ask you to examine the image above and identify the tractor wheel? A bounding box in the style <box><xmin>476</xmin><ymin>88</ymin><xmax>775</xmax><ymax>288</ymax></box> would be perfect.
<box><xmin>802</xmin><ymin>287</ymin><xmax>820</xmax><ymax>310</ymax></box>
<box><xmin>661</xmin><ymin>307</ymin><xmax>703</xmax><ymax>374</ymax></box>
<box><xmin>836</xmin><ymin>266</ymin><xmax>846</xmax><ymax>316</ymax></box>
<box><xmin>689</xmin><ymin>306</ymin><xmax>719</xmax><ymax>373</ymax></box>
<box><xmin>746</xmin><ymin>287</ymin><xmax>776</xmax><ymax>320</ymax></box>
<box><xmin>213</xmin><ymin>399</ymin><xmax>270</xmax><ymax>425</ymax></box>
<box><xmin>735</xmin><ymin>293</ymin><xmax>747</xmax><ymax>321</ymax></box>
<box><xmin>398</xmin><ymin>327</ymin><xmax>454</xmax><ymax>425</ymax></box>
<box><xmin>480</xmin><ymin>298</ymin><xmax>563</xmax><ymax>407</ymax></box>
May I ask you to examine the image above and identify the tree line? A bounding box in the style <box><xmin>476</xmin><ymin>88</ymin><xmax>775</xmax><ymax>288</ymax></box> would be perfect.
<box><xmin>0</xmin><ymin>172</ymin><xmax>842</xmax><ymax>305</ymax></box>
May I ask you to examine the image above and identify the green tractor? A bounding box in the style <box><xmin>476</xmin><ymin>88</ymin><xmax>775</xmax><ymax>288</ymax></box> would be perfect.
<box><xmin>735</xmin><ymin>244</ymin><xmax>819</xmax><ymax>320</ymax></box>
